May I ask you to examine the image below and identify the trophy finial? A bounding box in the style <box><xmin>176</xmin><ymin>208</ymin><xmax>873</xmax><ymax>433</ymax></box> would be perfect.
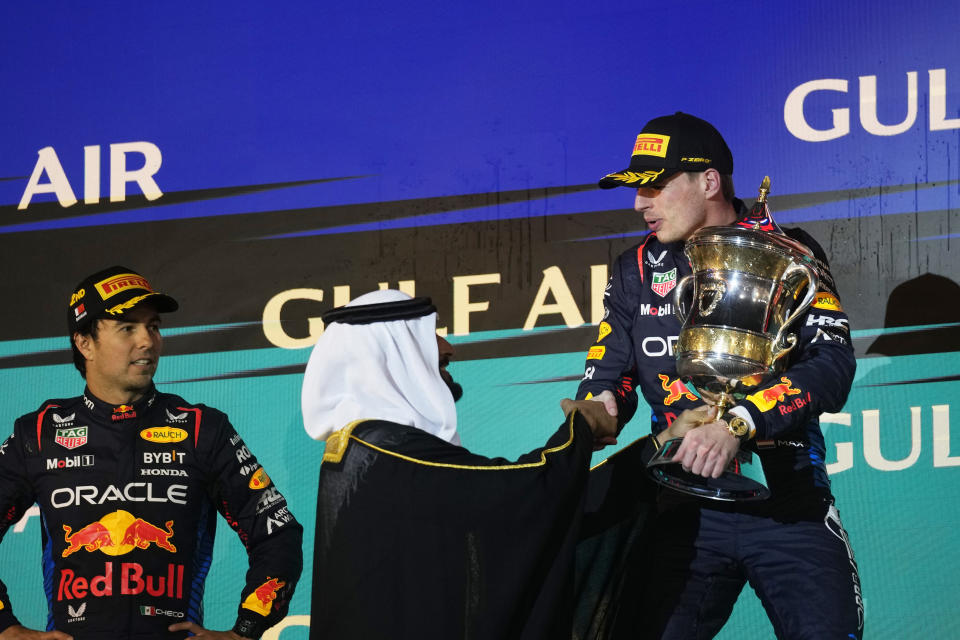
<box><xmin>757</xmin><ymin>176</ymin><xmax>771</xmax><ymax>203</ymax></box>
<box><xmin>735</xmin><ymin>175</ymin><xmax>782</xmax><ymax>234</ymax></box>
<box><xmin>751</xmin><ymin>176</ymin><xmax>772</xmax><ymax>230</ymax></box>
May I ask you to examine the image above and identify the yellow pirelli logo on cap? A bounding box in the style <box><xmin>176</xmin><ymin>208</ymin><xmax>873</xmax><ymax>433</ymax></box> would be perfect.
<box><xmin>812</xmin><ymin>292</ymin><xmax>843</xmax><ymax>311</ymax></box>
<box><xmin>632</xmin><ymin>134</ymin><xmax>670</xmax><ymax>158</ymax></box>
<box><xmin>95</xmin><ymin>273</ymin><xmax>152</xmax><ymax>300</ymax></box>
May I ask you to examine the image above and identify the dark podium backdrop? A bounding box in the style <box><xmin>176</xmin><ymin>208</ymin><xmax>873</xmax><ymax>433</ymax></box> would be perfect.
<box><xmin>1</xmin><ymin>2</ymin><xmax>958</xmax><ymax>637</ymax></box>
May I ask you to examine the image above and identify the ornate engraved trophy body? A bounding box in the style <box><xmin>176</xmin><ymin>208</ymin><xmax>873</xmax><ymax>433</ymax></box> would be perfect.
<box><xmin>647</xmin><ymin>177</ymin><xmax>819</xmax><ymax>500</ymax></box>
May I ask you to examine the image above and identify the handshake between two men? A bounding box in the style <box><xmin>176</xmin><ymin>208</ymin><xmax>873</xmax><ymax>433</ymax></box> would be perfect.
<box><xmin>561</xmin><ymin>390</ymin><xmax>738</xmax><ymax>479</ymax></box>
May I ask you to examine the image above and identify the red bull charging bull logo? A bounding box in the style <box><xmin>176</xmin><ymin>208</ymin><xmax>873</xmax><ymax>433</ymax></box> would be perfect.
<box><xmin>746</xmin><ymin>376</ymin><xmax>802</xmax><ymax>412</ymax></box>
<box><xmin>62</xmin><ymin>510</ymin><xmax>176</xmax><ymax>558</ymax></box>
<box><xmin>659</xmin><ymin>374</ymin><xmax>698</xmax><ymax>406</ymax></box>
<box><xmin>242</xmin><ymin>577</ymin><xmax>286</xmax><ymax>616</ymax></box>
<box><xmin>62</xmin><ymin>522</ymin><xmax>113</xmax><ymax>557</ymax></box>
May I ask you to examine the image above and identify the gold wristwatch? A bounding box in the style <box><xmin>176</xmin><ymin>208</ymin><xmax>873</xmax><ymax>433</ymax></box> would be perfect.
<box><xmin>722</xmin><ymin>413</ymin><xmax>750</xmax><ymax>440</ymax></box>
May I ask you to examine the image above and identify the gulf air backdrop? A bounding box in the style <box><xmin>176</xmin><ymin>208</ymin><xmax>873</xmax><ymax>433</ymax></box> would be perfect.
<box><xmin>1</xmin><ymin>2</ymin><xmax>958</xmax><ymax>638</ymax></box>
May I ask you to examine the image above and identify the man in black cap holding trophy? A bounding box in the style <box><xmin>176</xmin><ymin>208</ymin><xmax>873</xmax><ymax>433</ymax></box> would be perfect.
<box><xmin>577</xmin><ymin>113</ymin><xmax>863</xmax><ymax>639</ymax></box>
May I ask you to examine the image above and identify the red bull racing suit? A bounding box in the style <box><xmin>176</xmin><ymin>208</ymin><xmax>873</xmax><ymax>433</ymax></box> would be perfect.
<box><xmin>0</xmin><ymin>386</ymin><xmax>302</xmax><ymax>639</ymax></box>
<box><xmin>577</xmin><ymin>204</ymin><xmax>864</xmax><ymax>638</ymax></box>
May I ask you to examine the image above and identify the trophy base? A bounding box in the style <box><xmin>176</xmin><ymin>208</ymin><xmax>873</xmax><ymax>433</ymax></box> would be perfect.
<box><xmin>647</xmin><ymin>438</ymin><xmax>770</xmax><ymax>501</ymax></box>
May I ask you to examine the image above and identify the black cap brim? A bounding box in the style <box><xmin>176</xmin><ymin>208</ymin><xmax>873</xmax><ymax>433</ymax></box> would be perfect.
<box><xmin>105</xmin><ymin>291</ymin><xmax>179</xmax><ymax>318</ymax></box>
<box><xmin>139</xmin><ymin>292</ymin><xmax>179</xmax><ymax>313</ymax></box>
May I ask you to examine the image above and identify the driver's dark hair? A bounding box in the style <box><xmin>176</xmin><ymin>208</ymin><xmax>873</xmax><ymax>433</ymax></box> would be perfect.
<box><xmin>70</xmin><ymin>319</ymin><xmax>100</xmax><ymax>379</ymax></box>
<box><xmin>720</xmin><ymin>174</ymin><xmax>735</xmax><ymax>203</ymax></box>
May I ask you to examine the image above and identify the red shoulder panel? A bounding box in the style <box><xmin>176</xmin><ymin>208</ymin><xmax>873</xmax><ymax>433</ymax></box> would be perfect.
<box><xmin>637</xmin><ymin>234</ymin><xmax>655</xmax><ymax>284</ymax></box>
<box><xmin>178</xmin><ymin>407</ymin><xmax>203</xmax><ymax>446</ymax></box>
<box><xmin>35</xmin><ymin>404</ymin><xmax>61</xmax><ymax>451</ymax></box>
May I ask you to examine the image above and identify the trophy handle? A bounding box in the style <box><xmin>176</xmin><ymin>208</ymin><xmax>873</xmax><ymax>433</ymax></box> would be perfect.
<box><xmin>674</xmin><ymin>274</ymin><xmax>694</xmax><ymax>324</ymax></box>
<box><xmin>771</xmin><ymin>262</ymin><xmax>819</xmax><ymax>362</ymax></box>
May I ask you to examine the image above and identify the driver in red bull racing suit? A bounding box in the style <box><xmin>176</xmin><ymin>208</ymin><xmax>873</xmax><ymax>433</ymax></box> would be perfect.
<box><xmin>0</xmin><ymin>266</ymin><xmax>302</xmax><ymax>640</ymax></box>
<box><xmin>576</xmin><ymin>113</ymin><xmax>864</xmax><ymax>639</ymax></box>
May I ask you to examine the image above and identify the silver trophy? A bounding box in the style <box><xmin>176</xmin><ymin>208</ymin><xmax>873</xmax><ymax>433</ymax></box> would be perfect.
<box><xmin>647</xmin><ymin>177</ymin><xmax>819</xmax><ymax>500</ymax></box>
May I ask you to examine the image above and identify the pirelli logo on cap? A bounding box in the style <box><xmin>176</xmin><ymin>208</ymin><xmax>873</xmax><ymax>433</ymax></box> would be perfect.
<box><xmin>632</xmin><ymin>134</ymin><xmax>670</xmax><ymax>158</ymax></box>
<box><xmin>95</xmin><ymin>273</ymin><xmax>153</xmax><ymax>300</ymax></box>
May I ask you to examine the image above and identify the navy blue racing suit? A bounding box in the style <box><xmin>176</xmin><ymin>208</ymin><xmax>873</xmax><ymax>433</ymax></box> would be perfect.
<box><xmin>577</xmin><ymin>202</ymin><xmax>864</xmax><ymax>639</ymax></box>
<box><xmin>0</xmin><ymin>386</ymin><xmax>303</xmax><ymax>639</ymax></box>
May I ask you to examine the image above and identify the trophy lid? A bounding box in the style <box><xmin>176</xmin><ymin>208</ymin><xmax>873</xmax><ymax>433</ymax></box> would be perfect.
<box><xmin>687</xmin><ymin>225</ymin><xmax>815</xmax><ymax>261</ymax></box>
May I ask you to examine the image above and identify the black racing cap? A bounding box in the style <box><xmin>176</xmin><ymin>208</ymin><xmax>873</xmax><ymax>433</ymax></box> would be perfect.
<box><xmin>598</xmin><ymin>112</ymin><xmax>733</xmax><ymax>189</ymax></box>
<box><xmin>68</xmin><ymin>266</ymin><xmax>179</xmax><ymax>334</ymax></box>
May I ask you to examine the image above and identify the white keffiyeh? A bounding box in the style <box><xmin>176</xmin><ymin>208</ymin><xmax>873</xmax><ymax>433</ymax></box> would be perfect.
<box><xmin>301</xmin><ymin>289</ymin><xmax>460</xmax><ymax>445</ymax></box>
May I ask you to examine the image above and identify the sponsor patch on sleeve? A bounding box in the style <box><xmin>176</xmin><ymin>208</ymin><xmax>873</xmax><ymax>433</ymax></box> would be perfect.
<box><xmin>587</xmin><ymin>346</ymin><xmax>606</xmax><ymax>360</ymax></box>
<box><xmin>812</xmin><ymin>292</ymin><xmax>843</xmax><ymax>311</ymax></box>
<box><xmin>745</xmin><ymin>377</ymin><xmax>801</xmax><ymax>412</ymax></box>
<box><xmin>596</xmin><ymin>321</ymin><xmax>612</xmax><ymax>342</ymax></box>
<box><xmin>242</xmin><ymin>578</ymin><xmax>286</xmax><ymax>616</ymax></box>
<box><xmin>248</xmin><ymin>468</ymin><xmax>271</xmax><ymax>490</ymax></box>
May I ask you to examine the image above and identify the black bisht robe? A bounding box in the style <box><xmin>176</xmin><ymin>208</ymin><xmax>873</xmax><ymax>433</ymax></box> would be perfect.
<box><xmin>573</xmin><ymin>436</ymin><xmax>660</xmax><ymax>640</ymax></box>
<box><xmin>311</xmin><ymin>412</ymin><xmax>597</xmax><ymax>639</ymax></box>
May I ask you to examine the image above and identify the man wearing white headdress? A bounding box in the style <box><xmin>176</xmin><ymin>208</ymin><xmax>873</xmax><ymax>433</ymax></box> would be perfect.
<box><xmin>301</xmin><ymin>289</ymin><xmax>619</xmax><ymax>640</ymax></box>
<box><xmin>302</xmin><ymin>289</ymin><xmax>462</xmax><ymax>447</ymax></box>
